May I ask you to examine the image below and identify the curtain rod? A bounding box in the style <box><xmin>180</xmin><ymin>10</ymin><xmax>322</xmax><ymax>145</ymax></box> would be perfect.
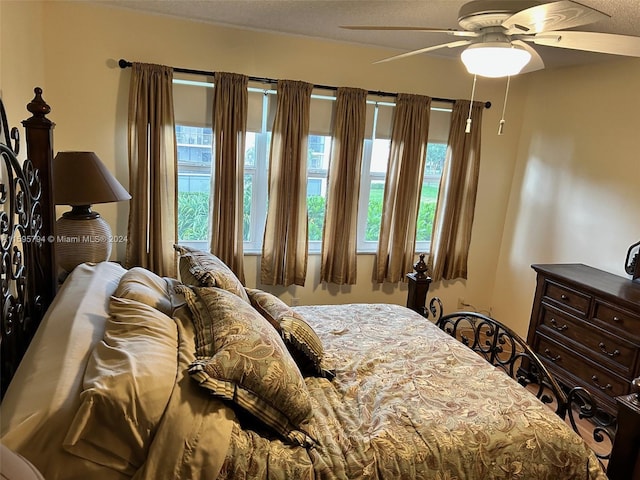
<box><xmin>118</xmin><ymin>59</ymin><xmax>491</xmax><ymax>109</ymax></box>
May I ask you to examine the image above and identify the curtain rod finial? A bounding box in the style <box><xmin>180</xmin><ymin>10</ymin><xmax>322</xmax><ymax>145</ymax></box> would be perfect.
<box><xmin>118</xmin><ymin>59</ymin><xmax>131</xmax><ymax>69</ymax></box>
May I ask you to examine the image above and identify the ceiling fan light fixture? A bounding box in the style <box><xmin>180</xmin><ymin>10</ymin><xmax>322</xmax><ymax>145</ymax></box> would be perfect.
<box><xmin>460</xmin><ymin>42</ymin><xmax>532</xmax><ymax>78</ymax></box>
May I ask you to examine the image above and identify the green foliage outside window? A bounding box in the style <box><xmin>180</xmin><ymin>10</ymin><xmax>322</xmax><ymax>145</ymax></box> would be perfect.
<box><xmin>363</xmin><ymin>183</ymin><xmax>438</xmax><ymax>243</ymax></box>
<box><xmin>308</xmin><ymin>196</ymin><xmax>326</xmax><ymax>241</ymax></box>
<box><xmin>178</xmin><ymin>176</ymin><xmax>254</xmax><ymax>242</ymax></box>
<box><xmin>179</xmin><ymin>184</ymin><xmax>438</xmax><ymax>243</ymax></box>
<box><xmin>179</xmin><ymin>178</ymin><xmax>438</xmax><ymax>245</ymax></box>
<box><xmin>177</xmin><ymin>191</ymin><xmax>209</xmax><ymax>240</ymax></box>
<box><xmin>306</xmin><ymin>183</ymin><xmax>438</xmax><ymax>243</ymax></box>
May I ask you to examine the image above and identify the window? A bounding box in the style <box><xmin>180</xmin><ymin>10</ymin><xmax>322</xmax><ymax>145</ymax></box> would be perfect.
<box><xmin>176</xmin><ymin>125</ymin><xmax>211</xmax><ymax>246</ymax></box>
<box><xmin>357</xmin><ymin>136</ymin><xmax>391</xmax><ymax>251</ymax></box>
<box><xmin>417</xmin><ymin>142</ymin><xmax>447</xmax><ymax>244</ymax></box>
<box><xmin>175</xmin><ymin>79</ymin><xmax>450</xmax><ymax>255</ymax></box>
<box><xmin>355</xmin><ymin>102</ymin><xmax>450</xmax><ymax>253</ymax></box>
<box><xmin>243</xmin><ymin>129</ymin><xmax>270</xmax><ymax>251</ymax></box>
<box><xmin>307</xmin><ymin>134</ymin><xmax>331</xmax><ymax>246</ymax></box>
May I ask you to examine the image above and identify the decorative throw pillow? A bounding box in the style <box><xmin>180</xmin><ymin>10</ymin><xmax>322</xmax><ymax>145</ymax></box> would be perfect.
<box><xmin>245</xmin><ymin>287</ymin><xmax>302</xmax><ymax>331</ymax></box>
<box><xmin>280</xmin><ymin>315</ymin><xmax>335</xmax><ymax>379</ymax></box>
<box><xmin>173</xmin><ymin>244</ymin><xmax>249</xmax><ymax>303</ymax></box>
<box><xmin>246</xmin><ymin>288</ymin><xmax>333</xmax><ymax>379</ymax></box>
<box><xmin>175</xmin><ymin>284</ymin><xmax>315</xmax><ymax>447</ymax></box>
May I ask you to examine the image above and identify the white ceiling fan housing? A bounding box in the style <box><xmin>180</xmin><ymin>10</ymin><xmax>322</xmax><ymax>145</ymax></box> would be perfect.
<box><xmin>342</xmin><ymin>0</ymin><xmax>640</xmax><ymax>77</ymax></box>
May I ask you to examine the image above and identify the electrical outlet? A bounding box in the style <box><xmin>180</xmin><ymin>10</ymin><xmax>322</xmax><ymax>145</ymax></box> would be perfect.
<box><xmin>291</xmin><ymin>297</ymin><xmax>300</xmax><ymax>307</ymax></box>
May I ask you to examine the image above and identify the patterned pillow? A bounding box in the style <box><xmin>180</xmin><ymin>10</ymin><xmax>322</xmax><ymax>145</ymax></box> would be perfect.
<box><xmin>173</xmin><ymin>244</ymin><xmax>249</xmax><ymax>303</ymax></box>
<box><xmin>175</xmin><ymin>284</ymin><xmax>315</xmax><ymax>447</ymax></box>
<box><xmin>246</xmin><ymin>288</ymin><xmax>333</xmax><ymax>379</ymax></box>
<box><xmin>245</xmin><ymin>287</ymin><xmax>302</xmax><ymax>331</ymax></box>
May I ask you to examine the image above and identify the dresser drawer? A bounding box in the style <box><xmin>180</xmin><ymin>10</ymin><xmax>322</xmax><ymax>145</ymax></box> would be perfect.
<box><xmin>538</xmin><ymin>305</ymin><xmax>638</xmax><ymax>375</ymax></box>
<box><xmin>593</xmin><ymin>301</ymin><xmax>640</xmax><ymax>339</ymax></box>
<box><xmin>542</xmin><ymin>280</ymin><xmax>591</xmax><ymax>317</ymax></box>
<box><xmin>535</xmin><ymin>334</ymin><xmax>630</xmax><ymax>399</ymax></box>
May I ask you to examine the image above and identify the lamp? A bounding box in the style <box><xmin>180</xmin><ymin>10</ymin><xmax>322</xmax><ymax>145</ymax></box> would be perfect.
<box><xmin>461</xmin><ymin>42</ymin><xmax>532</xmax><ymax>78</ymax></box>
<box><xmin>53</xmin><ymin>151</ymin><xmax>130</xmax><ymax>272</ymax></box>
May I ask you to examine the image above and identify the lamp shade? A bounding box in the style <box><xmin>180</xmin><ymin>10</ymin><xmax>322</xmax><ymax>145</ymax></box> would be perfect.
<box><xmin>460</xmin><ymin>43</ymin><xmax>532</xmax><ymax>78</ymax></box>
<box><xmin>53</xmin><ymin>151</ymin><xmax>130</xmax><ymax>205</ymax></box>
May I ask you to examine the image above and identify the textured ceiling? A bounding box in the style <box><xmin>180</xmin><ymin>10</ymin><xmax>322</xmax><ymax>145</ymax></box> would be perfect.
<box><xmin>92</xmin><ymin>0</ymin><xmax>640</xmax><ymax>70</ymax></box>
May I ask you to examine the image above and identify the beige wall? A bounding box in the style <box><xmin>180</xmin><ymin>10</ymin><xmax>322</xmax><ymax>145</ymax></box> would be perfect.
<box><xmin>0</xmin><ymin>0</ymin><xmax>46</xmax><ymax>162</ymax></box>
<box><xmin>7</xmin><ymin>1</ymin><xmax>636</xmax><ymax>337</ymax></box>
<box><xmin>491</xmin><ymin>58</ymin><xmax>640</xmax><ymax>335</ymax></box>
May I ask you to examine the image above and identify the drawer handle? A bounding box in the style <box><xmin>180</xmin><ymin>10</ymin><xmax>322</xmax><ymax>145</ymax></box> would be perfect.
<box><xmin>560</xmin><ymin>294</ymin><xmax>569</xmax><ymax>301</ymax></box>
<box><xmin>544</xmin><ymin>349</ymin><xmax>561</xmax><ymax>362</ymax></box>
<box><xmin>549</xmin><ymin>318</ymin><xmax>568</xmax><ymax>331</ymax></box>
<box><xmin>612</xmin><ymin>316</ymin><xmax>621</xmax><ymax>323</ymax></box>
<box><xmin>598</xmin><ymin>342</ymin><xmax>620</xmax><ymax>357</ymax></box>
<box><xmin>591</xmin><ymin>375</ymin><xmax>612</xmax><ymax>391</ymax></box>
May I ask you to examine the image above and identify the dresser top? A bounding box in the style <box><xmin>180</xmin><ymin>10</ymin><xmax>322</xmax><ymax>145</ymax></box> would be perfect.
<box><xmin>531</xmin><ymin>263</ymin><xmax>640</xmax><ymax>309</ymax></box>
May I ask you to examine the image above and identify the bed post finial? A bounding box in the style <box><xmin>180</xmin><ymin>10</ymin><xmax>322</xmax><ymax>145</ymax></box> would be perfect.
<box><xmin>26</xmin><ymin>87</ymin><xmax>52</xmax><ymax>120</ymax></box>
<box><xmin>413</xmin><ymin>253</ymin><xmax>429</xmax><ymax>280</ymax></box>
<box><xmin>406</xmin><ymin>254</ymin><xmax>432</xmax><ymax>316</ymax></box>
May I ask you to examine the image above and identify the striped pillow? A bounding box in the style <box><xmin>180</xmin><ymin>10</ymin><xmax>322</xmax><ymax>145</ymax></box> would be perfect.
<box><xmin>174</xmin><ymin>244</ymin><xmax>249</xmax><ymax>303</ymax></box>
<box><xmin>246</xmin><ymin>288</ymin><xmax>333</xmax><ymax>378</ymax></box>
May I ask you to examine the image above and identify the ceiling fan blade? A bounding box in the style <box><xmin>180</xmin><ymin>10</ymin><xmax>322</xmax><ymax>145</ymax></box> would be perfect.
<box><xmin>503</xmin><ymin>1</ymin><xmax>609</xmax><ymax>35</ymax></box>
<box><xmin>373</xmin><ymin>40</ymin><xmax>472</xmax><ymax>64</ymax></box>
<box><xmin>341</xmin><ymin>25</ymin><xmax>479</xmax><ymax>37</ymax></box>
<box><xmin>533</xmin><ymin>31</ymin><xmax>640</xmax><ymax>57</ymax></box>
<box><xmin>511</xmin><ymin>40</ymin><xmax>545</xmax><ymax>73</ymax></box>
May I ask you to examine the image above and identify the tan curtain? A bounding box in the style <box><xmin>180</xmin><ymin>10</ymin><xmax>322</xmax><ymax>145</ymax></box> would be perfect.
<box><xmin>320</xmin><ymin>87</ymin><xmax>367</xmax><ymax>285</ymax></box>
<box><xmin>428</xmin><ymin>100</ymin><xmax>483</xmax><ymax>281</ymax></box>
<box><xmin>125</xmin><ymin>62</ymin><xmax>177</xmax><ymax>277</ymax></box>
<box><xmin>260</xmin><ymin>80</ymin><xmax>313</xmax><ymax>286</ymax></box>
<box><xmin>209</xmin><ymin>72</ymin><xmax>248</xmax><ymax>283</ymax></box>
<box><xmin>375</xmin><ymin>93</ymin><xmax>432</xmax><ymax>283</ymax></box>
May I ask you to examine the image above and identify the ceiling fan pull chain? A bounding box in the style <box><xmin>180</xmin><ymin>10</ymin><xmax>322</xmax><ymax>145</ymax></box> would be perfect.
<box><xmin>498</xmin><ymin>75</ymin><xmax>511</xmax><ymax>135</ymax></box>
<box><xmin>465</xmin><ymin>74</ymin><xmax>477</xmax><ymax>133</ymax></box>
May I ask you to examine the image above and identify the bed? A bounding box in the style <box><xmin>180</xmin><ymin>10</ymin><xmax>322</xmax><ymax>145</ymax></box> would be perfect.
<box><xmin>1</xmin><ymin>89</ymin><xmax>638</xmax><ymax>480</ymax></box>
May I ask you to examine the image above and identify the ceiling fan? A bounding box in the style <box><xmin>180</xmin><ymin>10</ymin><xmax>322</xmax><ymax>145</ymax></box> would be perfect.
<box><xmin>342</xmin><ymin>0</ymin><xmax>640</xmax><ymax>77</ymax></box>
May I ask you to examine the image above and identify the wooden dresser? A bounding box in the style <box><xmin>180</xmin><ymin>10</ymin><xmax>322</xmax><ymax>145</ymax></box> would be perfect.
<box><xmin>527</xmin><ymin>263</ymin><xmax>640</xmax><ymax>416</ymax></box>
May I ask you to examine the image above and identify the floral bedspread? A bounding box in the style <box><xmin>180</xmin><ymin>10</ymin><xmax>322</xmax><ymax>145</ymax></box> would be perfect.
<box><xmin>218</xmin><ymin>303</ymin><xmax>606</xmax><ymax>480</ymax></box>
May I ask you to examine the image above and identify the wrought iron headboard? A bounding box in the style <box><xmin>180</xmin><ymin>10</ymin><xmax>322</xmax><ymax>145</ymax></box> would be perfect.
<box><xmin>1</xmin><ymin>89</ymin><xmax>57</xmax><ymax>397</ymax></box>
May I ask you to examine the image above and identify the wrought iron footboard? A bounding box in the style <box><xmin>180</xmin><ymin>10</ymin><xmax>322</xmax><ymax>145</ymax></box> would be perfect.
<box><xmin>426</xmin><ymin>297</ymin><xmax>617</xmax><ymax>469</ymax></box>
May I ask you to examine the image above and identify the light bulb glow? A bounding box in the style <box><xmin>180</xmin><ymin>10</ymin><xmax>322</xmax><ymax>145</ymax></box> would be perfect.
<box><xmin>461</xmin><ymin>43</ymin><xmax>532</xmax><ymax>78</ymax></box>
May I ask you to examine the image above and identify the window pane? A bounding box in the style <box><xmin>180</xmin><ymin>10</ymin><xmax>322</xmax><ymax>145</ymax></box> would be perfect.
<box><xmin>362</xmin><ymin>138</ymin><xmax>389</xmax><ymax>244</ymax></box>
<box><xmin>308</xmin><ymin>186</ymin><xmax>326</xmax><ymax>242</ymax></box>
<box><xmin>308</xmin><ymin>135</ymin><xmax>331</xmax><ymax>171</ymax></box>
<box><xmin>416</xmin><ymin>180</ymin><xmax>439</xmax><ymax>242</ymax></box>
<box><xmin>416</xmin><ymin>142</ymin><xmax>447</xmax><ymax>243</ymax></box>
<box><xmin>307</xmin><ymin>135</ymin><xmax>330</xmax><ymax>245</ymax></box>
<box><xmin>177</xmin><ymin>189</ymin><xmax>210</xmax><ymax>240</ymax></box>
<box><xmin>245</xmin><ymin>132</ymin><xmax>256</xmax><ymax>168</ymax></box>
<box><xmin>425</xmin><ymin>142</ymin><xmax>446</xmax><ymax>176</ymax></box>
<box><xmin>177</xmin><ymin>125</ymin><xmax>213</xmax><ymax>242</ymax></box>
<box><xmin>365</xmin><ymin>180</ymin><xmax>385</xmax><ymax>241</ymax></box>
<box><xmin>370</xmin><ymin>139</ymin><xmax>390</xmax><ymax>174</ymax></box>
<box><xmin>243</xmin><ymin>174</ymin><xmax>253</xmax><ymax>241</ymax></box>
